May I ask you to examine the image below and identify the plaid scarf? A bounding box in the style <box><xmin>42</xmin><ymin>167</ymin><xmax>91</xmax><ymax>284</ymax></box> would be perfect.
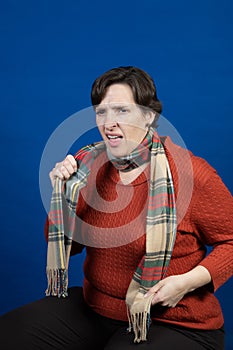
<box><xmin>106</xmin><ymin>133</ymin><xmax>151</xmax><ymax>172</ymax></box>
<box><xmin>46</xmin><ymin>127</ymin><xmax>177</xmax><ymax>343</ymax></box>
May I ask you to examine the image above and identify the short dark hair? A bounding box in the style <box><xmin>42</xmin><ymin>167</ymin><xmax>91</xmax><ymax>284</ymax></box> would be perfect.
<box><xmin>91</xmin><ymin>66</ymin><xmax>162</xmax><ymax>128</ymax></box>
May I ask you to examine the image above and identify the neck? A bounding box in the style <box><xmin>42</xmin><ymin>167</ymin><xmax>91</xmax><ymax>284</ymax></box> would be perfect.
<box><xmin>119</xmin><ymin>162</ymin><xmax>149</xmax><ymax>184</ymax></box>
<box><xmin>107</xmin><ymin>128</ymin><xmax>154</xmax><ymax>173</ymax></box>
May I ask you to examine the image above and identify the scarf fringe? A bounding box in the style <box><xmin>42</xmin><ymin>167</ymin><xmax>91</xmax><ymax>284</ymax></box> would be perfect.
<box><xmin>127</xmin><ymin>308</ymin><xmax>151</xmax><ymax>343</ymax></box>
<box><xmin>45</xmin><ymin>268</ymin><xmax>68</xmax><ymax>298</ymax></box>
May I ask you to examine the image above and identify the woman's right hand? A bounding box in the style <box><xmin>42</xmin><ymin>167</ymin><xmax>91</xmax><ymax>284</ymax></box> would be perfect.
<box><xmin>49</xmin><ymin>154</ymin><xmax>77</xmax><ymax>187</ymax></box>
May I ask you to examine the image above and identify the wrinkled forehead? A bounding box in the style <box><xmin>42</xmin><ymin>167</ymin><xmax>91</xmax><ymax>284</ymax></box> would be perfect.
<box><xmin>99</xmin><ymin>84</ymin><xmax>135</xmax><ymax>105</ymax></box>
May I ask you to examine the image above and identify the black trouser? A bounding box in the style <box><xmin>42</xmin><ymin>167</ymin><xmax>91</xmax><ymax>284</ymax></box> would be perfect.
<box><xmin>0</xmin><ymin>287</ymin><xmax>224</xmax><ymax>350</ymax></box>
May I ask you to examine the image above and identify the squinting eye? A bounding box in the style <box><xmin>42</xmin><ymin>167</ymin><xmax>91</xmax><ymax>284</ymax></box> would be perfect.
<box><xmin>120</xmin><ymin>108</ymin><xmax>128</xmax><ymax>113</ymax></box>
<box><xmin>96</xmin><ymin>109</ymin><xmax>106</xmax><ymax>116</ymax></box>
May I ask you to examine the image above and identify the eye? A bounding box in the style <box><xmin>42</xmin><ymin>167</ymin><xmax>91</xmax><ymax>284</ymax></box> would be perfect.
<box><xmin>119</xmin><ymin>107</ymin><xmax>129</xmax><ymax>113</ymax></box>
<box><xmin>96</xmin><ymin>108</ymin><xmax>106</xmax><ymax>116</ymax></box>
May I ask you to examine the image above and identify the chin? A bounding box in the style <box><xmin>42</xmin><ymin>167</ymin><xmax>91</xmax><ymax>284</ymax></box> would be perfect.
<box><xmin>108</xmin><ymin>147</ymin><xmax>128</xmax><ymax>158</ymax></box>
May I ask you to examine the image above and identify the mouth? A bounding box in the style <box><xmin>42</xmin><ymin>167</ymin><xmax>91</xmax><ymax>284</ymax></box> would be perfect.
<box><xmin>106</xmin><ymin>133</ymin><xmax>123</xmax><ymax>147</ymax></box>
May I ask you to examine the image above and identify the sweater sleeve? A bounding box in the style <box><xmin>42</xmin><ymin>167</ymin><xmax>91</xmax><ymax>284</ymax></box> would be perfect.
<box><xmin>191</xmin><ymin>162</ymin><xmax>233</xmax><ymax>291</ymax></box>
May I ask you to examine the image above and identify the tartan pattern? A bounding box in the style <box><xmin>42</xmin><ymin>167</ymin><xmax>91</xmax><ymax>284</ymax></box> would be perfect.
<box><xmin>45</xmin><ymin>128</ymin><xmax>176</xmax><ymax>342</ymax></box>
<box><xmin>106</xmin><ymin>132</ymin><xmax>152</xmax><ymax>172</ymax></box>
<box><xmin>46</xmin><ymin>141</ymin><xmax>105</xmax><ymax>297</ymax></box>
<box><xmin>125</xmin><ymin>129</ymin><xmax>177</xmax><ymax>342</ymax></box>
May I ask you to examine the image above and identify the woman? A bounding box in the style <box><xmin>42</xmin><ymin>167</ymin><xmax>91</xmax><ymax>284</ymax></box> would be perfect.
<box><xmin>1</xmin><ymin>66</ymin><xmax>233</xmax><ymax>350</ymax></box>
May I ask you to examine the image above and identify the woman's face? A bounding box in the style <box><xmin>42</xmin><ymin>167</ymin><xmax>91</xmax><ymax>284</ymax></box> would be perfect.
<box><xmin>96</xmin><ymin>84</ymin><xmax>154</xmax><ymax>158</ymax></box>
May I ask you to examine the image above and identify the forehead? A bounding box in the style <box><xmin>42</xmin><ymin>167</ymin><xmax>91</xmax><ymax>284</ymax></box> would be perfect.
<box><xmin>99</xmin><ymin>83</ymin><xmax>135</xmax><ymax>105</ymax></box>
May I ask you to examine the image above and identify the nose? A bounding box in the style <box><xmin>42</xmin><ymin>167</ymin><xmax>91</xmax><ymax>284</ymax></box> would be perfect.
<box><xmin>104</xmin><ymin>110</ymin><xmax>118</xmax><ymax>129</ymax></box>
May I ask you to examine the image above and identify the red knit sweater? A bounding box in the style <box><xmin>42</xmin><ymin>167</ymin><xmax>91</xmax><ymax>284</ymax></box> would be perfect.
<box><xmin>45</xmin><ymin>137</ymin><xmax>233</xmax><ymax>330</ymax></box>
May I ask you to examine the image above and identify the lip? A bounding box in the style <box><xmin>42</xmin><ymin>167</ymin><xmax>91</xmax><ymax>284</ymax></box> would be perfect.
<box><xmin>105</xmin><ymin>133</ymin><xmax>123</xmax><ymax>148</ymax></box>
<box><xmin>106</xmin><ymin>132</ymin><xmax>123</xmax><ymax>137</ymax></box>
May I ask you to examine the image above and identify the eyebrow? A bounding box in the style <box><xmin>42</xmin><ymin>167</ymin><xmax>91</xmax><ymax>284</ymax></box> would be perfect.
<box><xmin>96</xmin><ymin>104</ymin><xmax>130</xmax><ymax>111</ymax></box>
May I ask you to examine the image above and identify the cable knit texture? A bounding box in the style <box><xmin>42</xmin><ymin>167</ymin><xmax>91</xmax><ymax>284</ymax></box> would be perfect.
<box><xmin>45</xmin><ymin>137</ymin><xmax>233</xmax><ymax>330</ymax></box>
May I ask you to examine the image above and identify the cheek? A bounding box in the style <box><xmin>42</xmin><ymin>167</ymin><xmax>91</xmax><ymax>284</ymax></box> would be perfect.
<box><xmin>96</xmin><ymin>126</ymin><xmax>104</xmax><ymax>140</ymax></box>
<box><xmin>130</xmin><ymin>121</ymin><xmax>147</xmax><ymax>135</ymax></box>
<box><xmin>124</xmin><ymin>126</ymin><xmax>146</xmax><ymax>142</ymax></box>
<box><xmin>96</xmin><ymin>119</ymin><xmax>104</xmax><ymax>133</ymax></box>
<box><xmin>130</xmin><ymin>114</ymin><xmax>147</xmax><ymax>131</ymax></box>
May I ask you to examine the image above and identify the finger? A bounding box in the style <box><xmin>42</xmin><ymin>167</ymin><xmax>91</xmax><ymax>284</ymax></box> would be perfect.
<box><xmin>62</xmin><ymin>161</ymin><xmax>76</xmax><ymax>176</ymax></box>
<box><xmin>66</xmin><ymin>154</ymin><xmax>77</xmax><ymax>171</ymax></box>
<box><xmin>63</xmin><ymin>156</ymin><xmax>77</xmax><ymax>175</ymax></box>
<box><xmin>49</xmin><ymin>169</ymin><xmax>64</xmax><ymax>187</ymax></box>
<box><xmin>144</xmin><ymin>282</ymin><xmax>162</xmax><ymax>298</ymax></box>
<box><xmin>59</xmin><ymin>165</ymin><xmax>72</xmax><ymax>179</ymax></box>
<box><xmin>161</xmin><ymin>301</ymin><xmax>176</xmax><ymax>308</ymax></box>
<box><xmin>151</xmin><ymin>290</ymin><xmax>164</xmax><ymax>305</ymax></box>
<box><xmin>52</xmin><ymin>168</ymin><xmax>65</xmax><ymax>180</ymax></box>
<box><xmin>49</xmin><ymin>171</ymin><xmax>55</xmax><ymax>187</ymax></box>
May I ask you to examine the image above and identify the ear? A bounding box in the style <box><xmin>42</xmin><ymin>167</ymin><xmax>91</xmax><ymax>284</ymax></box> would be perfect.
<box><xmin>145</xmin><ymin>111</ymin><xmax>155</xmax><ymax>127</ymax></box>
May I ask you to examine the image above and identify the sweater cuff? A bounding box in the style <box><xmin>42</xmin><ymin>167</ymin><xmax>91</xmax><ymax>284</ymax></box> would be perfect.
<box><xmin>199</xmin><ymin>260</ymin><xmax>222</xmax><ymax>292</ymax></box>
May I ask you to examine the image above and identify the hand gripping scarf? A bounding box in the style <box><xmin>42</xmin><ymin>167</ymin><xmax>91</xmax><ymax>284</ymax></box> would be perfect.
<box><xmin>46</xmin><ymin>127</ymin><xmax>177</xmax><ymax>343</ymax></box>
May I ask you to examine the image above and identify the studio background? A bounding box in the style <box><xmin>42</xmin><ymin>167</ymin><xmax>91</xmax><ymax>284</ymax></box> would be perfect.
<box><xmin>1</xmin><ymin>0</ymin><xmax>232</xmax><ymax>348</ymax></box>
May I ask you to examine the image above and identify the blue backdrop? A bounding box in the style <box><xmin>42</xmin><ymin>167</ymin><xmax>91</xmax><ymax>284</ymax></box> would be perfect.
<box><xmin>1</xmin><ymin>0</ymin><xmax>232</xmax><ymax>348</ymax></box>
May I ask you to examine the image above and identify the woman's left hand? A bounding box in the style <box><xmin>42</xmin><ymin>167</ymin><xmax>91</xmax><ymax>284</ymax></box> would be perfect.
<box><xmin>145</xmin><ymin>275</ymin><xmax>189</xmax><ymax>308</ymax></box>
<box><xmin>144</xmin><ymin>266</ymin><xmax>211</xmax><ymax>308</ymax></box>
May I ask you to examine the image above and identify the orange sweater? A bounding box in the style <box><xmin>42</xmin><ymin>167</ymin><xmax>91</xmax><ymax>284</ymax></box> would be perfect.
<box><xmin>45</xmin><ymin>137</ymin><xmax>233</xmax><ymax>330</ymax></box>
